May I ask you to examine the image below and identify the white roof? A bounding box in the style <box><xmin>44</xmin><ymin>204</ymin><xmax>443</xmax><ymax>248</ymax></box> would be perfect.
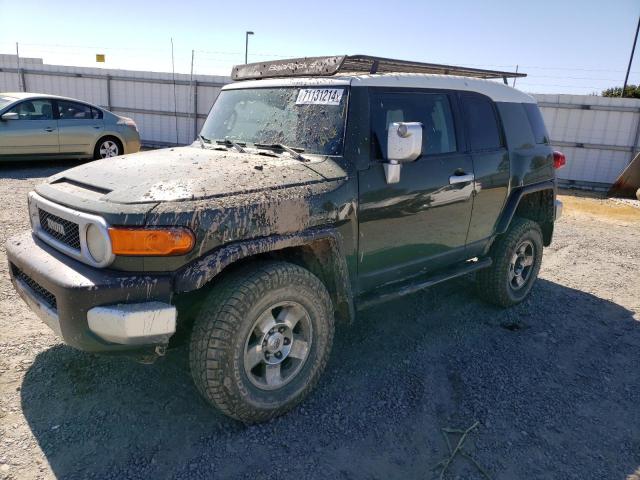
<box><xmin>223</xmin><ymin>73</ymin><xmax>536</xmax><ymax>104</ymax></box>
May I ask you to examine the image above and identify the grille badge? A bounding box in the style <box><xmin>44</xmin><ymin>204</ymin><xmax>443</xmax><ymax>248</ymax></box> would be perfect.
<box><xmin>46</xmin><ymin>218</ymin><xmax>66</xmax><ymax>236</ymax></box>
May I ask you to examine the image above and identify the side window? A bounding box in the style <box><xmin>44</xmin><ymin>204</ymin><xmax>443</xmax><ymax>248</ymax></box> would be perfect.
<box><xmin>7</xmin><ymin>99</ymin><xmax>53</xmax><ymax>120</ymax></box>
<box><xmin>496</xmin><ymin>103</ymin><xmax>536</xmax><ymax>149</ymax></box>
<box><xmin>461</xmin><ymin>94</ymin><xmax>503</xmax><ymax>151</ymax></box>
<box><xmin>90</xmin><ymin>107</ymin><xmax>103</xmax><ymax>120</ymax></box>
<box><xmin>523</xmin><ymin>103</ymin><xmax>549</xmax><ymax>144</ymax></box>
<box><xmin>57</xmin><ymin>100</ymin><xmax>93</xmax><ymax>120</ymax></box>
<box><xmin>371</xmin><ymin>92</ymin><xmax>457</xmax><ymax>158</ymax></box>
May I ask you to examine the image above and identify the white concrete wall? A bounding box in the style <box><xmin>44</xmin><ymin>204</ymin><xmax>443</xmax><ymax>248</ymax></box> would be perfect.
<box><xmin>0</xmin><ymin>55</ymin><xmax>228</xmax><ymax>146</ymax></box>
<box><xmin>533</xmin><ymin>93</ymin><xmax>640</xmax><ymax>188</ymax></box>
<box><xmin>1</xmin><ymin>55</ymin><xmax>637</xmax><ymax>187</ymax></box>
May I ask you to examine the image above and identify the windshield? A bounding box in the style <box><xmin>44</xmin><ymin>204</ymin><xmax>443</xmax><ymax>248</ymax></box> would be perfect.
<box><xmin>200</xmin><ymin>87</ymin><xmax>348</xmax><ymax>155</ymax></box>
<box><xmin>0</xmin><ymin>96</ymin><xmax>17</xmax><ymax>110</ymax></box>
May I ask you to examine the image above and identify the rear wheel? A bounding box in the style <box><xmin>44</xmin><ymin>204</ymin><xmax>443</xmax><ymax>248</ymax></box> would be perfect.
<box><xmin>477</xmin><ymin>218</ymin><xmax>543</xmax><ymax>307</ymax></box>
<box><xmin>93</xmin><ymin>137</ymin><xmax>121</xmax><ymax>159</ymax></box>
<box><xmin>189</xmin><ymin>261</ymin><xmax>334</xmax><ymax>423</ymax></box>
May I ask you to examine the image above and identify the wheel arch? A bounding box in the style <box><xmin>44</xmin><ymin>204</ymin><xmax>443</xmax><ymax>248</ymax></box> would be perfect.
<box><xmin>495</xmin><ymin>180</ymin><xmax>556</xmax><ymax>246</ymax></box>
<box><xmin>173</xmin><ymin>229</ymin><xmax>356</xmax><ymax>325</ymax></box>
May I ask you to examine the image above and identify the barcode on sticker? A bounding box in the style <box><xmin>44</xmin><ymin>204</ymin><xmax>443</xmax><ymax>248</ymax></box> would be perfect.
<box><xmin>296</xmin><ymin>88</ymin><xmax>344</xmax><ymax>105</ymax></box>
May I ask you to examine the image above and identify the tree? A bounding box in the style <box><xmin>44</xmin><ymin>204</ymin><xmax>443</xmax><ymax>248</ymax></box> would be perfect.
<box><xmin>602</xmin><ymin>85</ymin><xmax>640</xmax><ymax>98</ymax></box>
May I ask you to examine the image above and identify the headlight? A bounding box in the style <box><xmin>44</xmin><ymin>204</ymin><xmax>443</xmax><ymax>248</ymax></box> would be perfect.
<box><xmin>86</xmin><ymin>224</ymin><xmax>109</xmax><ymax>263</ymax></box>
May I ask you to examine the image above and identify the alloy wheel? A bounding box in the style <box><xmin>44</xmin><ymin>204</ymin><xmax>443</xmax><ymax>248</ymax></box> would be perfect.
<box><xmin>508</xmin><ymin>239</ymin><xmax>535</xmax><ymax>290</ymax></box>
<box><xmin>99</xmin><ymin>140</ymin><xmax>119</xmax><ymax>158</ymax></box>
<box><xmin>243</xmin><ymin>301</ymin><xmax>313</xmax><ymax>391</ymax></box>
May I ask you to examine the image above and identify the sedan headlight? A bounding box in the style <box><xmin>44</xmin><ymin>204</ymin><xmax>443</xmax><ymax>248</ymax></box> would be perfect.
<box><xmin>86</xmin><ymin>223</ymin><xmax>109</xmax><ymax>263</ymax></box>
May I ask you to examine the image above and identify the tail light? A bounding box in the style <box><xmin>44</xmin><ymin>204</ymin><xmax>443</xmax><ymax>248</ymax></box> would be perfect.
<box><xmin>117</xmin><ymin>116</ymin><xmax>138</xmax><ymax>132</ymax></box>
<box><xmin>553</xmin><ymin>151</ymin><xmax>566</xmax><ymax>169</ymax></box>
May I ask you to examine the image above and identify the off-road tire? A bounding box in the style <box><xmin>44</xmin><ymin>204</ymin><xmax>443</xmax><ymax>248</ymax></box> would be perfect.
<box><xmin>189</xmin><ymin>261</ymin><xmax>334</xmax><ymax>423</ymax></box>
<box><xmin>477</xmin><ymin>217</ymin><xmax>544</xmax><ymax>307</ymax></box>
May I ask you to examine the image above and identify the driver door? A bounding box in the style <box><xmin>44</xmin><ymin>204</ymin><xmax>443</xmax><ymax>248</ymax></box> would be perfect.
<box><xmin>357</xmin><ymin>90</ymin><xmax>475</xmax><ymax>291</ymax></box>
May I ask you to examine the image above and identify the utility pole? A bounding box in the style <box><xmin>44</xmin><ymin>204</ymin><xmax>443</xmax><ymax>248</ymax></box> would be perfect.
<box><xmin>622</xmin><ymin>15</ymin><xmax>640</xmax><ymax>97</ymax></box>
<box><xmin>170</xmin><ymin>38</ymin><xmax>179</xmax><ymax>145</ymax></box>
<box><xmin>15</xmin><ymin>42</ymin><xmax>25</xmax><ymax>92</ymax></box>
<box><xmin>245</xmin><ymin>31</ymin><xmax>254</xmax><ymax>64</ymax></box>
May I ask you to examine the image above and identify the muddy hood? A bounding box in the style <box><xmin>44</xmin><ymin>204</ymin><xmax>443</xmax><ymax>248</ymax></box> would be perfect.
<box><xmin>40</xmin><ymin>146</ymin><xmax>345</xmax><ymax>206</ymax></box>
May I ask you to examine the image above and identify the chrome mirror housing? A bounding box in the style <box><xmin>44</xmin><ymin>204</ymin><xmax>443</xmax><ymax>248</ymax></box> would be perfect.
<box><xmin>385</xmin><ymin>122</ymin><xmax>423</xmax><ymax>184</ymax></box>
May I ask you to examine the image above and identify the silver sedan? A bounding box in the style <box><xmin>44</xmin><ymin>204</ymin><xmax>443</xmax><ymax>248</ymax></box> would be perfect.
<box><xmin>0</xmin><ymin>92</ymin><xmax>140</xmax><ymax>161</ymax></box>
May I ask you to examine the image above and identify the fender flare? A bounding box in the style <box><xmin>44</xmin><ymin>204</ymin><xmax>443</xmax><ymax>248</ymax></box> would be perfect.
<box><xmin>172</xmin><ymin>227</ymin><xmax>356</xmax><ymax>323</ymax></box>
<box><xmin>495</xmin><ymin>180</ymin><xmax>556</xmax><ymax>235</ymax></box>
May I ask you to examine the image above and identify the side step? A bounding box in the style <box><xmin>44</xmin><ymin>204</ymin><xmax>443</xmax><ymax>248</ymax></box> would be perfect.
<box><xmin>357</xmin><ymin>257</ymin><xmax>492</xmax><ymax>311</ymax></box>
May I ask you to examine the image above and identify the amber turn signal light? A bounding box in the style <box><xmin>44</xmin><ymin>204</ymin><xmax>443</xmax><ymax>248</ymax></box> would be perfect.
<box><xmin>108</xmin><ymin>227</ymin><xmax>195</xmax><ymax>256</ymax></box>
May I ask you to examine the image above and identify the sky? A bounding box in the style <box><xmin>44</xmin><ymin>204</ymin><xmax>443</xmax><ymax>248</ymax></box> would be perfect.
<box><xmin>0</xmin><ymin>0</ymin><xmax>639</xmax><ymax>95</ymax></box>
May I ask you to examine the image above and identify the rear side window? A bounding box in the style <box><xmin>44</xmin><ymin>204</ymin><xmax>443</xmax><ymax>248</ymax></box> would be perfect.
<box><xmin>90</xmin><ymin>107</ymin><xmax>103</xmax><ymax>119</ymax></box>
<box><xmin>57</xmin><ymin>100</ymin><xmax>93</xmax><ymax>120</ymax></box>
<box><xmin>523</xmin><ymin>103</ymin><xmax>549</xmax><ymax>144</ymax></box>
<box><xmin>496</xmin><ymin>103</ymin><xmax>536</xmax><ymax>149</ymax></box>
<box><xmin>371</xmin><ymin>92</ymin><xmax>457</xmax><ymax>158</ymax></box>
<box><xmin>460</xmin><ymin>94</ymin><xmax>503</xmax><ymax>151</ymax></box>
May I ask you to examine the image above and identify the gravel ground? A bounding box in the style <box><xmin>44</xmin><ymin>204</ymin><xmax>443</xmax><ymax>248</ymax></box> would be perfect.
<box><xmin>1</xmin><ymin>162</ymin><xmax>639</xmax><ymax>480</ymax></box>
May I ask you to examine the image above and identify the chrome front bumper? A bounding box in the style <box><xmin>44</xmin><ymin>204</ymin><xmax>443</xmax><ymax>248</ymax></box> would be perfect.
<box><xmin>87</xmin><ymin>302</ymin><xmax>176</xmax><ymax>345</ymax></box>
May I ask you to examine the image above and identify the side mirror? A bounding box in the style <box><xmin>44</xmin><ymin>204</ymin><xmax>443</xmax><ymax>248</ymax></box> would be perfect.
<box><xmin>1</xmin><ymin>112</ymin><xmax>19</xmax><ymax>121</ymax></box>
<box><xmin>384</xmin><ymin>122</ymin><xmax>422</xmax><ymax>184</ymax></box>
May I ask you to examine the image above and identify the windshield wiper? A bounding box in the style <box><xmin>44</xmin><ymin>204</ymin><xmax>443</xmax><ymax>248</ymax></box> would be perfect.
<box><xmin>215</xmin><ymin>139</ymin><xmax>246</xmax><ymax>153</ymax></box>
<box><xmin>254</xmin><ymin>143</ymin><xmax>308</xmax><ymax>162</ymax></box>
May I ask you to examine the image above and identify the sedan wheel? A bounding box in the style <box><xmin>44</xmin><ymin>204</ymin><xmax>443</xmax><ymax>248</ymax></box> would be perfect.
<box><xmin>98</xmin><ymin>140</ymin><xmax>119</xmax><ymax>158</ymax></box>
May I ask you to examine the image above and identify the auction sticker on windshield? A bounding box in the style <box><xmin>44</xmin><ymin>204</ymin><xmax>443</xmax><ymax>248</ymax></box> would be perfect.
<box><xmin>296</xmin><ymin>88</ymin><xmax>344</xmax><ymax>105</ymax></box>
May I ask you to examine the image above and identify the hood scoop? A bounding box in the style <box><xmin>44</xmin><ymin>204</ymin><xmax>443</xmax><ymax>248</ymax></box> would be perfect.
<box><xmin>50</xmin><ymin>178</ymin><xmax>113</xmax><ymax>200</ymax></box>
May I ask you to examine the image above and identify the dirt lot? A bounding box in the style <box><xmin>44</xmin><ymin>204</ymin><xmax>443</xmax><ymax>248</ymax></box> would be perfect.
<box><xmin>1</xmin><ymin>162</ymin><xmax>639</xmax><ymax>480</ymax></box>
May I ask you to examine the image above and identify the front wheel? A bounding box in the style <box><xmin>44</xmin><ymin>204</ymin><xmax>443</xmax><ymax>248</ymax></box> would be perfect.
<box><xmin>477</xmin><ymin>218</ymin><xmax>544</xmax><ymax>307</ymax></box>
<box><xmin>189</xmin><ymin>261</ymin><xmax>334</xmax><ymax>423</ymax></box>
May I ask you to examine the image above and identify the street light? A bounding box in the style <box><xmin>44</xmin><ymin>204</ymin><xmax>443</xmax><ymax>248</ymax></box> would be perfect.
<box><xmin>245</xmin><ymin>31</ymin><xmax>254</xmax><ymax>64</ymax></box>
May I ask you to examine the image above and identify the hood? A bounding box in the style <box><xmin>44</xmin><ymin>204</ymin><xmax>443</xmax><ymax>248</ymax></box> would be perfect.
<box><xmin>39</xmin><ymin>146</ymin><xmax>346</xmax><ymax>206</ymax></box>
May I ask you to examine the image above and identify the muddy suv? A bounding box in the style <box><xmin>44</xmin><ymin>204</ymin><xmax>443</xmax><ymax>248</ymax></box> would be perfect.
<box><xmin>6</xmin><ymin>55</ymin><xmax>564</xmax><ymax>423</ymax></box>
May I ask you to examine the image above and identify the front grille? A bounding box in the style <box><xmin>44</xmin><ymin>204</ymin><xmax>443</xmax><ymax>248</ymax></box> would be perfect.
<box><xmin>39</xmin><ymin>208</ymin><xmax>81</xmax><ymax>251</ymax></box>
<box><xmin>12</xmin><ymin>265</ymin><xmax>57</xmax><ymax>311</ymax></box>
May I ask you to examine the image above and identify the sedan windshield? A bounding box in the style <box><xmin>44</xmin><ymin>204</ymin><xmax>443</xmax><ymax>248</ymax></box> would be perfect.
<box><xmin>200</xmin><ymin>87</ymin><xmax>348</xmax><ymax>156</ymax></box>
<box><xmin>0</xmin><ymin>96</ymin><xmax>17</xmax><ymax>110</ymax></box>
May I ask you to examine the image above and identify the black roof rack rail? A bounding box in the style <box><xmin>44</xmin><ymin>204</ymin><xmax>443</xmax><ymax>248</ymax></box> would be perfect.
<box><xmin>232</xmin><ymin>55</ymin><xmax>526</xmax><ymax>84</ymax></box>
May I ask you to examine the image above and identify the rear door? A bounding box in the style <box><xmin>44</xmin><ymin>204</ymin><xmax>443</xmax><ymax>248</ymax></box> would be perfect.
<box><xmin>459</xmin><ymin>92</ymin><xmax>510</xmax><ymax>249</ymax></box>
<box><xmin>55</xmin><ymin>100</ymin><xmax>104</xmax><ymax>156</ymax></box>
<box><xmin>357</xmin><ymin>89</ymin><xmax>475</xmax><ymax>291</ymax></box>
<box><xmin>0</xmin><ymin>99</ymin><xmax>59</xmax><ymax>158</ymax></box>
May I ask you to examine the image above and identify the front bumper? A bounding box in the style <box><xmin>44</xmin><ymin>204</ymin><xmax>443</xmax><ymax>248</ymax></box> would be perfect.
<box><xmin>7</xmin><ymin>231</ymin><xmax>175</xmax><ymax>353</ymax></box>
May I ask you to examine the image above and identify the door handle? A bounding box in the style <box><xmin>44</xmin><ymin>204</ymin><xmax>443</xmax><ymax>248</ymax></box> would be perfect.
<box><xmin>449</xmin><ymin>173</ymin><xmax>475</xmax><ymax>185</ymax></box>
<box><xmin>93</xmin><ymin>125</ymin><xmax>102</xmax><ymax>129</ymax></box>
<box><xmin>44</xmin><ymin>127</ymin><xmax>55</xmax><ymax>132</ymax></box>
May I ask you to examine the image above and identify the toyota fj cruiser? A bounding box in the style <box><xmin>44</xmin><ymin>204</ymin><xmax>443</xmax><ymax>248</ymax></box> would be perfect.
<box><xmin>6</xmin><ymin>55</ymin><xmax>565</xmax><ymax>423</ymax></box>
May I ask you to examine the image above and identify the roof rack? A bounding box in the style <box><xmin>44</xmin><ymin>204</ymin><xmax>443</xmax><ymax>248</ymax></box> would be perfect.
<box><xmin>232</xmin><ymin>55</ymin><xmax>526</xmax><ymax>84</ymax></box>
